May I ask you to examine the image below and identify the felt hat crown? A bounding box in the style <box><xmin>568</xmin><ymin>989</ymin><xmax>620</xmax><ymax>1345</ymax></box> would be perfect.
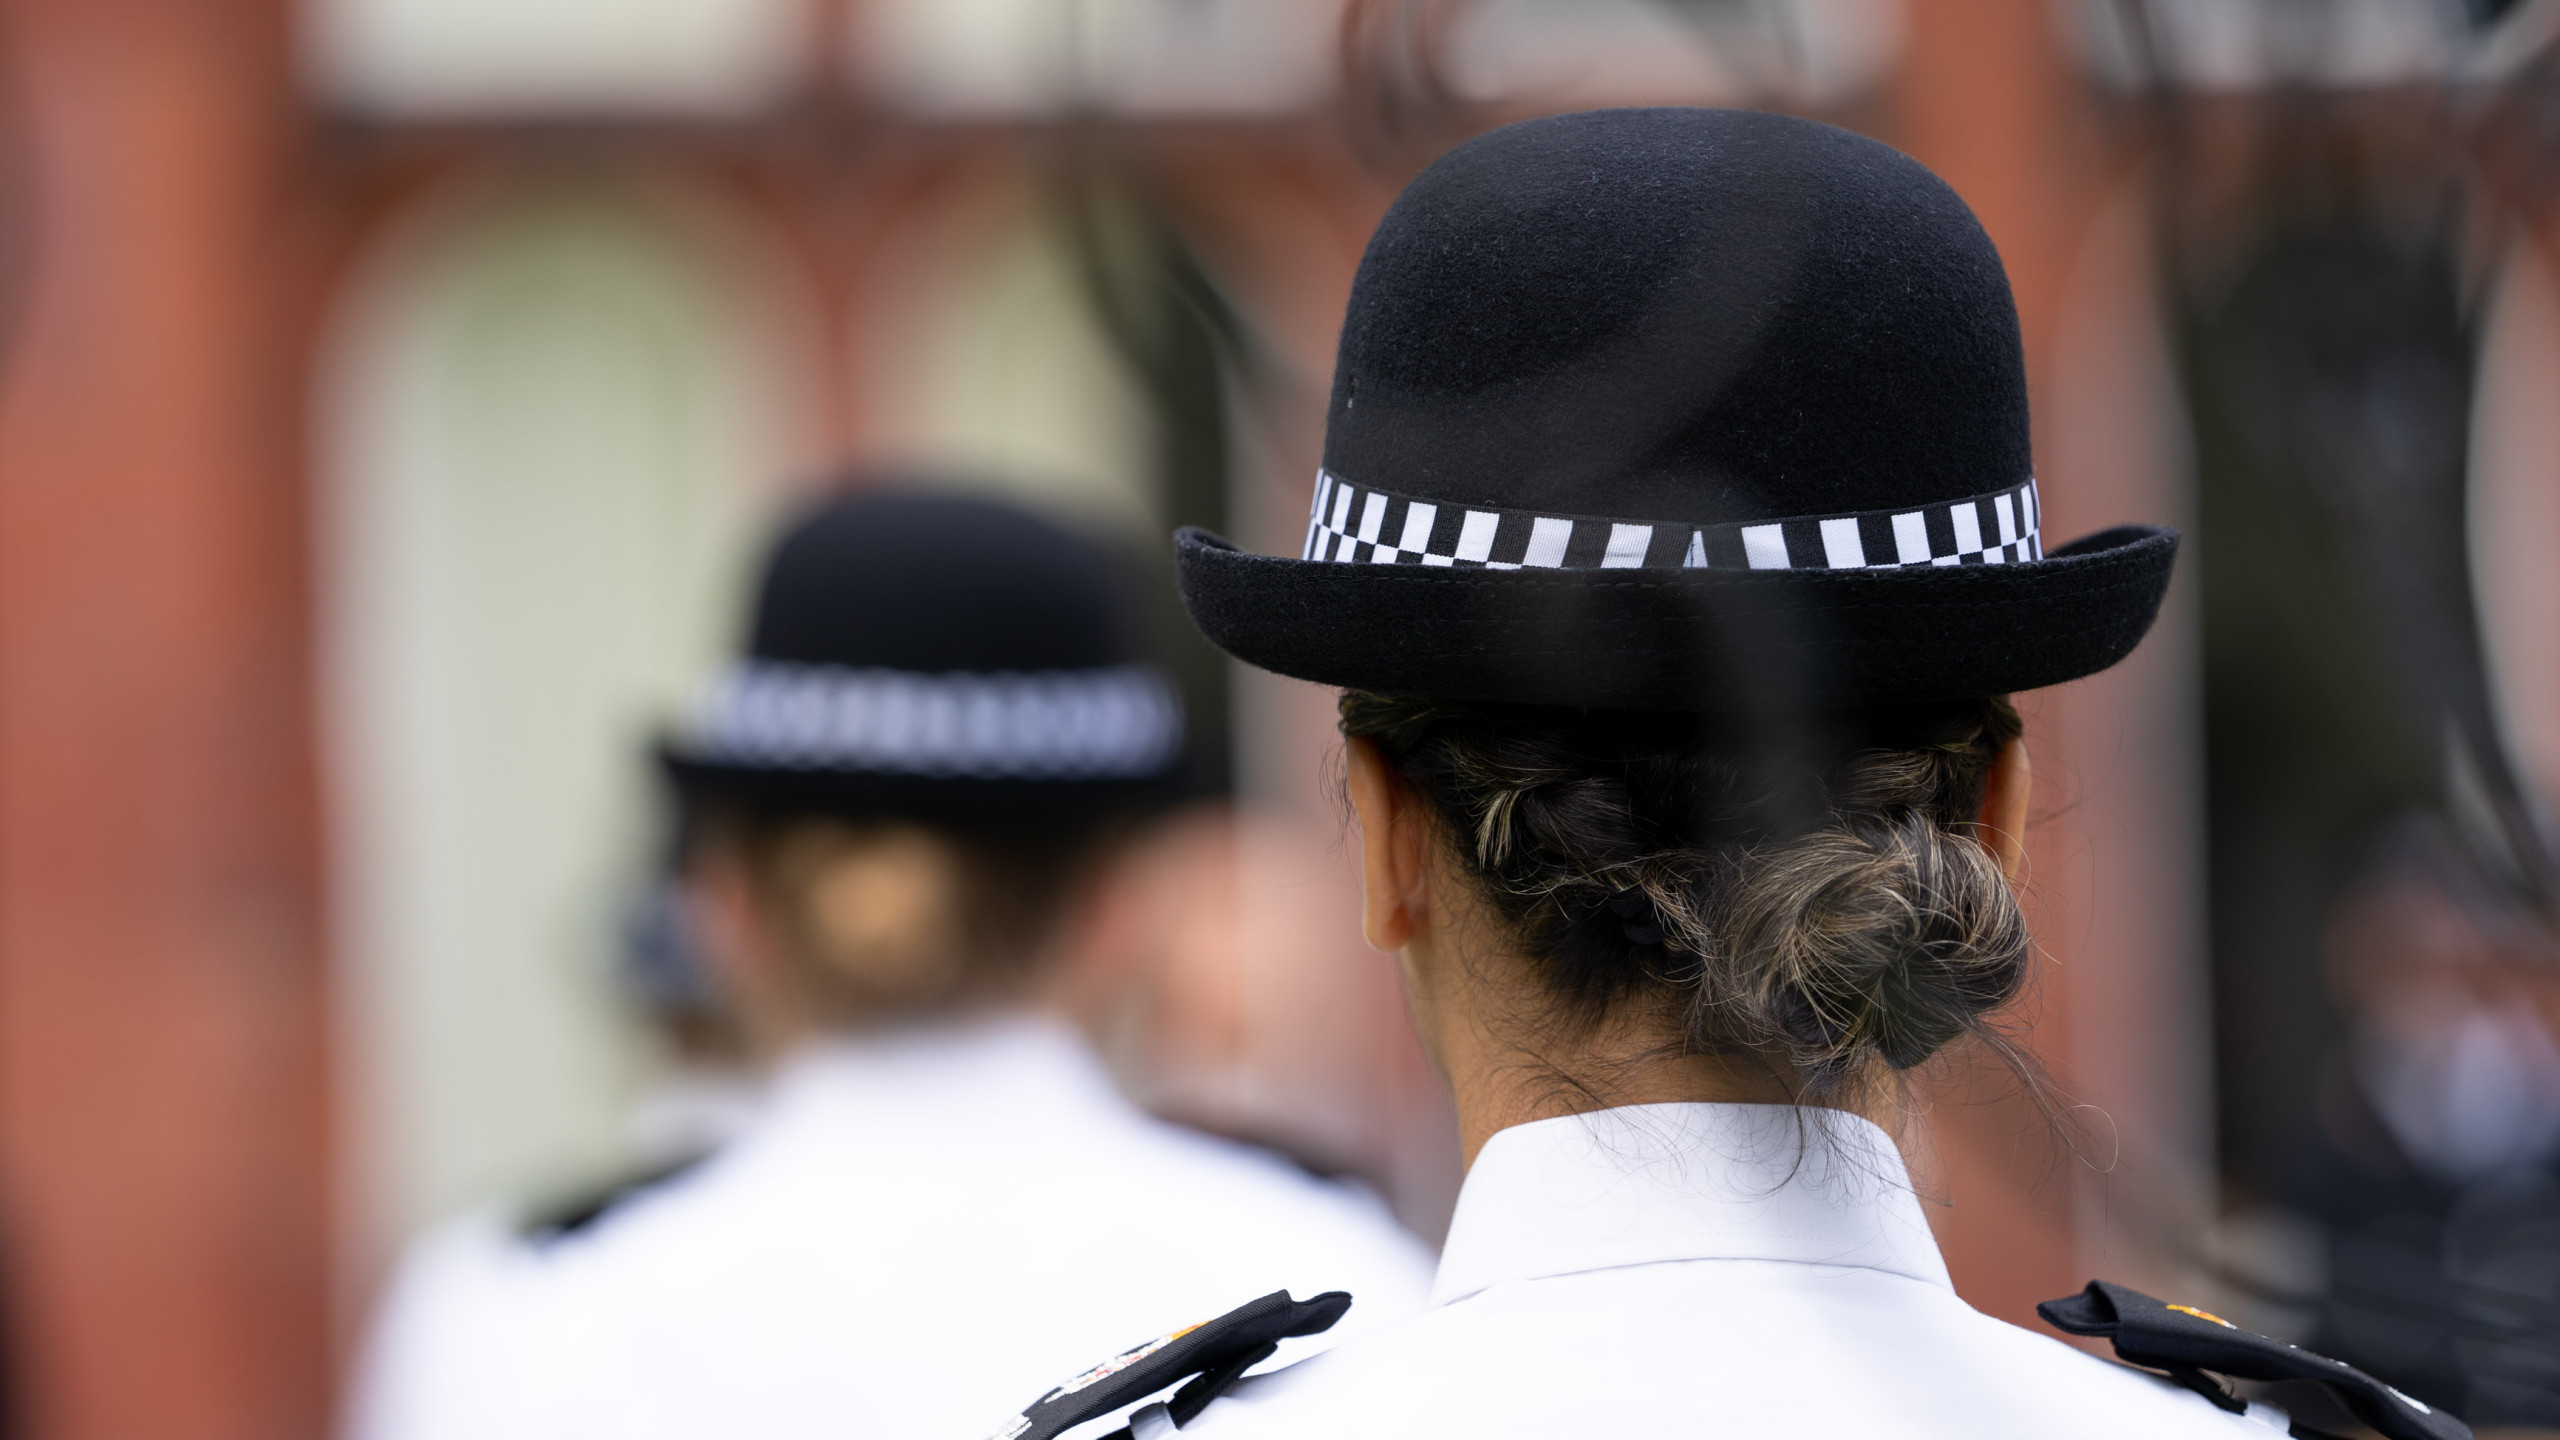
<box><xmin>661</xmin><ymin>487</ymin><xmax>1182</xmax><ymax>828</ymax></box>
<box><xmin>1178</xmin><ymin>107</ymin><xmax>2177</xmax><ymax>710</ymax></box>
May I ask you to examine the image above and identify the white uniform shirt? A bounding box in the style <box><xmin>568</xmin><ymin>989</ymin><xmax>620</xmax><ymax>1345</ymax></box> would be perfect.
<box><xmin>1154</xmin><ymin>1103</ymin><xmax>2290</xmax><ymax>1440</ymax></box>
<box><xmin>346</xmin><ymin>1016</ymin><xmax>1435</xmax><ymax>1440</ymax></box>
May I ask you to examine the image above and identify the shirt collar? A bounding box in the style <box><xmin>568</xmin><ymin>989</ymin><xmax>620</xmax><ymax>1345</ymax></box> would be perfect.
<box><xmin>1429</xmin><ymin>1102</ymin><xmax>1953</xmax><ymax>1307</ymax></box>
<box><xmin>764</xmin><ymin>1011</ymin><xmax>1126</xmax><ymax>1129</ymax></box>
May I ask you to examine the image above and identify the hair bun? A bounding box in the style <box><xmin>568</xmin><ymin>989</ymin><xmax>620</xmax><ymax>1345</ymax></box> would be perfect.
<box><xmin>1729</xmin><ymin>812</ymin><xmax>2029</xmax><ymax>1083</ymax></box>
<box><xmin>1337</xmin><ymin>689</ymin><xmax>2029</xmax><ymax>1098</ymax></box>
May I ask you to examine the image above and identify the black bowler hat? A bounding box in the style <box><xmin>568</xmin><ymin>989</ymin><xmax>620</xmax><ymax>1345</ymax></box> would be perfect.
<box><xmin>660</xmin><ymin>487</ymin><xmax>1183</xmax><ymax>831</ymax></box>
<box><xmin>1178</xmin><ymin>108</ymin><xmax>2177</xmax><ymax>710</ymax></box>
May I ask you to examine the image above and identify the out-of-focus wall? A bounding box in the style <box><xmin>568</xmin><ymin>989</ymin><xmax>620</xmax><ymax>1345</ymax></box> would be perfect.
<box><xmin>321</xmin><ymin>181</ymin><xmax>795</xmax><ymax>1254</ymax></box>
<box><xmin>0</xmin><ymin>2</ymin><xmax>329</xmax><ymax>1437</ymax></box>
<box><xmin>850</xmin><ymin>196</ymin><xmax>1157</xmax><ymax>540</ymax></box>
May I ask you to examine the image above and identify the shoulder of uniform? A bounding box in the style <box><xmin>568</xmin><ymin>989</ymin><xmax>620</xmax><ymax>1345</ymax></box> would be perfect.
<box><xmin>517</xmin><ymin>1151</ymin><xmax>711</xmax><ymax>1246</ymax></box>
<box><xmin>980</xmin><ymin>1289</ymin><xmax>1351</xmax><ymax>1440</ymax></box>
<box><xmin>2040</xmin><ymin>1279</ymin><xmax>2469</xmax><ymax>1440</ymax></box>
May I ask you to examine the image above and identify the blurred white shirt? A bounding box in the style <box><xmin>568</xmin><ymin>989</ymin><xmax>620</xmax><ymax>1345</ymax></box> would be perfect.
<box><xmin>1150</xmin><ymin>1104</ymin><xmax>2289</xmax><ymax>1440</ymax></box>
<box><xmin>346</xmin><ymin>1014</ymin><xmax>1435</xmax><ymax>1440</ymax></box>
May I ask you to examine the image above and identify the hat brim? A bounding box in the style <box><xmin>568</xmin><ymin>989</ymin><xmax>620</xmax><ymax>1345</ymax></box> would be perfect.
<box><xmin>657</xmin><ymin>745</ymin><xmax>1181</xmax><ymax>836</ymax></box>
<box><xmin>1177</xmin><ymin>523</ymin><xmax>2178</xmax><ymax>711</ymax></box>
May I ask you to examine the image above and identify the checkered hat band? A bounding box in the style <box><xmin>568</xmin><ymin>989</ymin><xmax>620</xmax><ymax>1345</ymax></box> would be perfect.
<box><xmin>685</xmin><ymin>661</ymin><xmax>1182</xmax><ymax>779</ymax></box>
<box><xmin>1298</xmin><ymin>471</ymin><xmax>2044</xmax><ymax>571</ymax></box>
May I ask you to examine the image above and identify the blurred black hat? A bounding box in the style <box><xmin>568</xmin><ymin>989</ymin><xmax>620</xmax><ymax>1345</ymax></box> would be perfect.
<box><xmin>661</xmin><ymin>487</ymin><xmax>1183</xmax><ymax>832</ymax></box>
<box><xmin>1177</xmin><ymin>107</ymin><xmax>2177</xmax><ymax>711</ymax></box>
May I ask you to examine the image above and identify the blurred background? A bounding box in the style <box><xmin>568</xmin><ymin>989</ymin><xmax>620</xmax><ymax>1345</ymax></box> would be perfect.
<box><xmin>2</xmin><ymin>0</ymin><xmax>2560</xmax><ymax>1435</ymax></box>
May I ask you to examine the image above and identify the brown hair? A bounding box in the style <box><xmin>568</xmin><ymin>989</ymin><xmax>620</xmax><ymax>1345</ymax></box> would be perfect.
<box><xmin>1340</xmin><ymin>691</ymin><xmax>2029</xmax><ymax>1099</ymax></box>
<box><xmin>686</xmin><ymin>802</ymin><xmax>1105</xmax><ymax>1024</ymax></box>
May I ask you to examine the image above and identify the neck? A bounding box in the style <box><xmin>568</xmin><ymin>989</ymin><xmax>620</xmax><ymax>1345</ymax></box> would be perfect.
<box><xmin>1402</xmin><ymin>919</ymin><xmax>1894</xmax><ymax>1171</ymax></box>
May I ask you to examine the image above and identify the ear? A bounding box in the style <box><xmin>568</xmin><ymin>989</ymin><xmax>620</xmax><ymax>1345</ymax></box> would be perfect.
<box><xmin>1041</xmin><ymin>809</ymin><xmax>1223</xmax><ymax>1022</ymax></box>
<box><xmin>682</xmin><ymin>849</ymin><xmax>774</xmax><ymax>991</ymax></box>
<box><xmin>1345</xmin><ymin>736</ymin><xmax>1431</xmax><ymax>954</ymax></box>
<box><xmin>1978</xmin><ymin>735</ymin><xmax>2031</xmax><ymax>879</ymax></box>
<box><xmin>1040</xmin><ymin>834</ymin><xmax>1146</xmax><ymax>1015</ymax></box>
<box><xmin>681</xmin><ymin>842</ymin><xmax>819</xmax><ymax>1057</ymax></box>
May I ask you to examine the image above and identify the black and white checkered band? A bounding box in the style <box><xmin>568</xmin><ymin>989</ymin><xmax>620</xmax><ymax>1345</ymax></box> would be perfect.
<box><xmin>683</xmin><ymin>661</ymin><xmax>1182</xmax><ymax>779</ymax></box>
<box><xmin>1300</xmin><ymin>470</ymin><xmax>2043</xmax><ymax>571</ymax></box>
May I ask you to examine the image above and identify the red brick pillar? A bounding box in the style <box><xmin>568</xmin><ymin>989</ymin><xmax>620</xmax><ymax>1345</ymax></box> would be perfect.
<box><xmin>0</xmin><ymin>0</ymin><xmax>332</xmax><ymax>1434</ymax></box>
<box><xmin>1892</xmin><ymin>0</ymin><xmax>2209</xmax><ymax>1330</ymax></box>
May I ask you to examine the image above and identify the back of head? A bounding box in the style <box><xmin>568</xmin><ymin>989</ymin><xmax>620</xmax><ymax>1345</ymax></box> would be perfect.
<box><xmin>1342</xmin><ymin>692</ymin><xmax>2028</xmax><ymax>1099</ymax></box>
<box><xmin>663</xmin><ymin>483</ymin><xmax>1185</xmax><ymax>1030</ymax></box>
<box><xmin>1171</xmin><ymin>109</ymin><xmax>2174</xmax><ymax>1100</ymax></box>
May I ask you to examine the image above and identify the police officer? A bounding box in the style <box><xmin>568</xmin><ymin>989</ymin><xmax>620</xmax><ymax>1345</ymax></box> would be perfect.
<box><xmin>346</xmin><ymin>487</ymin><xmax>1433</xmax><ymax>1440</ymax></box>
<box><xmin>979</xmin><ymin>110</ymin><xmax>2470</xmax><ymax>1440</ymax></box>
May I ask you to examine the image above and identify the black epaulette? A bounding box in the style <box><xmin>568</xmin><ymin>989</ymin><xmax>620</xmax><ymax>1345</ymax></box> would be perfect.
<box><xmin>982</xmin><ymin>1289</ymin><xmax>1350</xmax><ymax>1440</ymax></box>
<box><xmin>519</xmin><ymin>1153</ymin><xmax>708</xmax><ymax>1246</ymax></box>
<box><xmin>2040</xmin><ymin>1280</ymin><xmax>2471</xmax><ymax>1440</ymax></box>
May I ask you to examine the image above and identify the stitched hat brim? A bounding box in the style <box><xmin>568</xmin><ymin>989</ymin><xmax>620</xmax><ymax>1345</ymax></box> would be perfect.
<box><xmin>1176</xmin><ymin>523</ymin><xmax>2178</xmax><ymax>711</ymax></box>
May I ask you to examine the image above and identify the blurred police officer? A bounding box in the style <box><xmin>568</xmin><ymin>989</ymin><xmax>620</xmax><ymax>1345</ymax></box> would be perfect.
<box><xmin>346</xmin><ymin>486</ymin><xmax>1432</xmax><ymax>1440</ymax></box>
